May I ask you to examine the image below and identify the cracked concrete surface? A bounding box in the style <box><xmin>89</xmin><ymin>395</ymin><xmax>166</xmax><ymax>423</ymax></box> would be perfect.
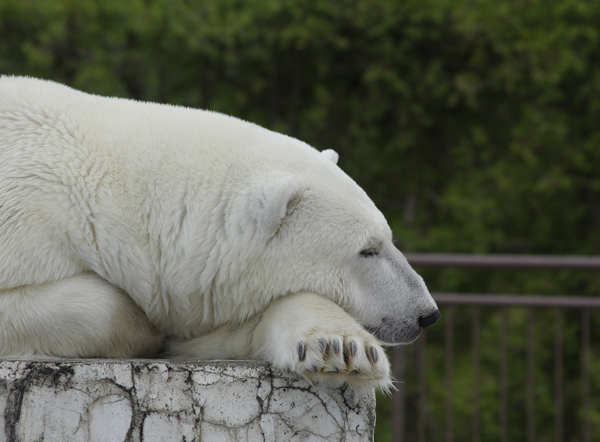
<box><xmin>0</xmin><ymin>359</ymin><xmax>375</xmax><ymax>441</ymax></box>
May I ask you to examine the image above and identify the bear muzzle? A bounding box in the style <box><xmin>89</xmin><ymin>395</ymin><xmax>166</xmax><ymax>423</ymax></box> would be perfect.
<box><xmin>370</xmin><ymin>309</ymin><xmax>441</xmax><ymax>344</ymax></box>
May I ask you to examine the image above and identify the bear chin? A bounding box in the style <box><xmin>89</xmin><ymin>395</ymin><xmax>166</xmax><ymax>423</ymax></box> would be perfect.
<box><xmin>368</xmin><ymin>324</ymin><xmax>422</xmax><ymax>346</ymax></box>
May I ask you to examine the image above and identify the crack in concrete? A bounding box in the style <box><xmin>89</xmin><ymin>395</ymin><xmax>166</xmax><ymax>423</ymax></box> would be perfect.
<box><xmin>0</xmin><ymin>359</ymin><xmax>375</xmax><ymax>442</ymax></box>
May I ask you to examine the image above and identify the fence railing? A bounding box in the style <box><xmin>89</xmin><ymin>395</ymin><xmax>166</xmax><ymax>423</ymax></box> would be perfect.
<box><xmin>389</xmin><ymin>253</ymin><xmax>600</xmax><ymax>442</ymax></box>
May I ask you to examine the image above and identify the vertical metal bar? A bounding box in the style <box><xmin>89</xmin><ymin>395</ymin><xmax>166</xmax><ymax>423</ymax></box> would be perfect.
<box><xmin>500</xmin><ymin>308</ymin><xmax>508</xmax><ymax>442</ymax></box>
<box><xmin>554</xmin><ymin>308</ymin><xmax>563</xmax><ymax>442</ymax></box>
<box><xmin>417</xmin><ymin>330</ymin><xmax>427</xmax><ymax>442</ymax></box>
<box><xmin>472</xmin><ymin>306</ymin><xmax>480</xmax><ymax>442</ymax></box>
<box><xmin>582</xmin><ymin>309</ymin><xmax>591</xmax><ymax>442</ymax></box>
<box><xmin>527</xmin><ymin>308</ymin><xmax>535</xmax><ymax>442</ymax></box>
<box><xmin>391</xmin><ymin>346</ymin><xmax>405</xmax><ymax>442</ymax></box>
<box><xmin>445</xmin><ymin>307</ymin><xmax>454</xmax><ymax>442</ymax></box>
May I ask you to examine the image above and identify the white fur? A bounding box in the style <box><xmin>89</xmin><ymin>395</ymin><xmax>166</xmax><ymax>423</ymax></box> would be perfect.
<box><xmin>0</xmin><ymin>76</ymin><xmax>439</xmax><ymax>390</ymax></box>
<box><xmin>0</xmin><ymin>273</ymin><xmax>162</xmax><ymax>358</ymax></box>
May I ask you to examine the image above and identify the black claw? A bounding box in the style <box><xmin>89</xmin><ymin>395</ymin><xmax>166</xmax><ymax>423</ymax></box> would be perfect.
<box><xmin>332</xmin><ymin>340</ymin><xmax>340</xmax><ymax>355</ymax></box>
<box><xmin>343</xmin><ymin>348</ymin><xmax>350</xmax><ymax>365</ymax></box>
<box><xmin>308</xmin><ymin>364</ymin><xmax>319</xmax><ymax>372</ymax></box>
<box><xmin>318</xmin><ymin>338</ymin><xmax>328</xmax><ymax>355</ymax></box>
<box><xmin>349</xmin><ymin>340</ymin><xmax>357</xmax><ymax>356</ymax></box>
<box><xmin>370</xmin><ymin>347</ymin><xmax>378</xmax><ymax>364</ymax></box>
<box><xmin>350</xmin><ymin>369</ymin><xmax>360</xmax><ymax>374</ymax></box>
<box><xmin>297</xmin><ymin>342</ymin><xmax>306</xmax><ymax>362</ymax></box>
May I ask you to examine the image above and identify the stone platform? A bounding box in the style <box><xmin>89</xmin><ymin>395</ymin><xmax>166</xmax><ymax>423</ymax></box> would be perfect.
<box><xmin>0</xmin><ymin>358</ymin><xmax>375</xmax><ymax>442</ymax></box>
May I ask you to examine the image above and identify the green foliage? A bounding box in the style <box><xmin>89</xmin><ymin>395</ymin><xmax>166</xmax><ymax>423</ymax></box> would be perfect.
<box><xmin>2</xmin><ymin>0</ymin><xmax>599</xmax><ymax>440</ymax></box>
<box><xmin>3</xmin><ymin>0</ymin><xmax>600</xmax><ymax>262</ymax></box>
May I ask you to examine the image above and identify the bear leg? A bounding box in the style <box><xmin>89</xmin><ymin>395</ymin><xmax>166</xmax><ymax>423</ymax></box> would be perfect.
<box><xmin>0</xmin><ymin>273</ymin><xmax>163</xmax><ymax>358</ymax></box>
<box><xmin>167</xmin><ymin>292</ymin><xmax>392</xmax><ymax>391</ymax></box>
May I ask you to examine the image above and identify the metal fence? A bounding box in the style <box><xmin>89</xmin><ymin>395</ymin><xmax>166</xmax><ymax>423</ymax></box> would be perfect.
<box><xmin>389</xmin><ymin>253</ymin><xmax>600</xmax><ymax>442</ymax></box>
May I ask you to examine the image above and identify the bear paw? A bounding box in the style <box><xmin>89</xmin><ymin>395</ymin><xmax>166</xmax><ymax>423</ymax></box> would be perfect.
<box><xmin>255</xmin><ymin>292</ymin><xmax>393</xmax><ymax>391</ymax></box>
<box><xmin>290</xmin><ymin>329</ymin><xmax>392</xmax><ymax>391</ymax></box>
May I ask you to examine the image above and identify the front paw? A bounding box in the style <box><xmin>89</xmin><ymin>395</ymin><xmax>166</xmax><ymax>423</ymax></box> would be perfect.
<box><xmin>283</xmin><ymin>329</ymin><xmax>391</xmax><ymax>391</ymax></box>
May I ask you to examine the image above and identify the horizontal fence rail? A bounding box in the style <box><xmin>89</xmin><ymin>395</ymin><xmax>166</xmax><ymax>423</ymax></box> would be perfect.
<box><xmin>389</xmin><ymin>254</ymin><xmax>599</xmax><ymax>442</ymax></box>
<box><xmin>404</xmin><ymin>252</ymin><xmax>600</xmax><ymax>269</ymax></box>
<box><xmin>433</xmin><ymin>293</ymin><xmax>600</xmax><ymax>308</ymax></box>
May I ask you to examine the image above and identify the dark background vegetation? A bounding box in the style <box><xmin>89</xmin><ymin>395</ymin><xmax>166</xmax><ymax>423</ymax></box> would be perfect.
<box><xmin>2</xmin><ymin>0</ymin><xmax>599</xmax><ymax>440</ymax></box>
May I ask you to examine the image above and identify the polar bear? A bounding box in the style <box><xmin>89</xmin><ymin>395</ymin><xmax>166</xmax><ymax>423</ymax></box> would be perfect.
<box><xmin>0</xmin><ymin>76</ymin><xmax>440</xmax><ymax>390</ymax></box>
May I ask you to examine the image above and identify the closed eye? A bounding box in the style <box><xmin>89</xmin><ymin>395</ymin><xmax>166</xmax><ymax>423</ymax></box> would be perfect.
<box><xmin>360</xmin><ymin>249</ymin><xmax>379</xmax><ymax>258</ymax></box>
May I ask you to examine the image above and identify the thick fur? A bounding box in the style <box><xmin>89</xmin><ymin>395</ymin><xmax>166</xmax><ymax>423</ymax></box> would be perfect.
<box><xmin>0</xmin><ymin>76</ymin><xmax>439</xmax><ymax>390</ymax></box>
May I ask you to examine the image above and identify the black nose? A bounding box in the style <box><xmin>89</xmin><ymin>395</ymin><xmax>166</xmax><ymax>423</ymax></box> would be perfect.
<box><xmin>419</xmin><ymin>310</ymin><xmax>441</xmax><ymax>329</ymax></box>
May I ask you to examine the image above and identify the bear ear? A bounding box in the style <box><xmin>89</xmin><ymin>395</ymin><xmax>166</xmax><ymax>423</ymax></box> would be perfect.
<box><xmin>251</xmin><ymin>176</ymin><xmax>300</xmax><ymax>237</ymax></box>
<box><xmin>321</xmin><ymin>149</ymin><xmax>339</xmax><ymax>164</ymax></box>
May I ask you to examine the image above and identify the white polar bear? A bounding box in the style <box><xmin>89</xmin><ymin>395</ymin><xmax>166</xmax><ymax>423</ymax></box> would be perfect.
<box><xmin>0</xmin><ymin>76</ymin><xmax>440</xmax><ymax>390</ymax></box>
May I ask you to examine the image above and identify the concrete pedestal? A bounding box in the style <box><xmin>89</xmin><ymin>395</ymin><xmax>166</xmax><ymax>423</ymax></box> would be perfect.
<box><xmin>0</xmin><ymin>359</ymin><xmax>375</xmax><ymax>442</ymax></box>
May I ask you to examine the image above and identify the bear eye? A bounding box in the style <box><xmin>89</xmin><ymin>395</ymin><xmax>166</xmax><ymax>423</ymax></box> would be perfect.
<box><xmin>360</xmin><ymin>249</ymin><xmax>379</xmax><ymax>258</ymax></box>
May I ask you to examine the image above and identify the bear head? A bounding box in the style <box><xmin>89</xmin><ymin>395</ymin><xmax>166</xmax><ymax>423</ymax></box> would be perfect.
<box><xmin>231</xmin><ymin>145</ymin><xmax>440</xmax><ymax>345</ymax></box>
